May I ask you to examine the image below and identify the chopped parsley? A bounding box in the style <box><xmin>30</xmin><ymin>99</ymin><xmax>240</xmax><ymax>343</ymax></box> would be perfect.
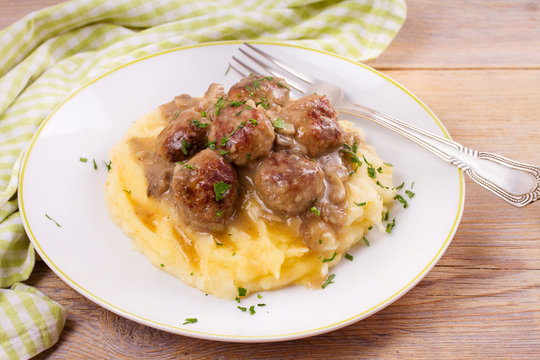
<box><xmin>257</xmin><ymin>294</ymin><xmax>262</xmax><ymax>299</ymax></box>
<box><xmin>322</xmin><ymin>251</ymin><xmax>337</xmax><ymax>263</ymax></box>
<box><xmin>383</xmin><ymin>162</ymin><xmax>393</xmax><ymax>167</ymax></box>
<box><xmin>234</xmin><ymin>110</ymin><xmax>243</xmax><ymax>116</ymax></box>
<box><xmin>180</xmin><ymin>139</ymin><xmax>190</xmax><ymax>155</ymax></box>
<box><xmin>174</xmin><ymin>110</ymin><xmax>181</xmax><ymax>119</ymax></box>
<box><xmin>256</xmin><ymin>97</ymin><xmax>269</xmax><ymax>109</ymax></box>
<box><xmin>228</xmin><ymin>100</ymin><xmax>246</xmax><ymax>107</ymax></box>
<box><xmin>219</xmin><ymin>150</ymin><xmax>229</xmax><ymax>155</ymax></box>
<box><xmin>273</xmin><ymin>118</ymin><xmax>286</xmax><ymax>129</ymax></box>
<box><xmin>257</xmin><ymin>303</ymin><xmax>266</xmax><ymax>307</ymax></box>
<box><xmin>354</xmin><ymin>201</ymin><xmax>366</xmax><ymax>207</ymax></box>
<box><xmin>92</xmin><ymin>159</ymin><xmax>97</xmax><ymax>170</ymax></box>
<box><xmin>310</xmin><ymin>207</ymin><xmax>320</xmax><ymax>216</ymax></box>
<box><xmin>214</xmin><ymin>97</ymin><xmax>226</xmax><ymax>115</ymax></box>
<box><xmin>277</xmin><ymin>81</ymin><xmax>290</xmax><ymax>90</ymax></box>
<box><xmin>368</xmin><ymin>225</ymin><xmax>373</xmax><ymax>230</ymax></box>
<box><xmin>319</xmin><ymin>239</ymin><xmax>322</xmax><ymax>244</ymax></box>
<box><xmin>395</xmin><ymin>182</ymin><xmax>405</xmax><ymax>190</ymax></box>
<box><xmin>103</xmin><ymin>161</ymin><xmax>112</xmax><ymax>172</ymax></box>
<box><xmin>406</xmin><ymin>190</ymin><xmax>415</xmax><ymax>198</ymax></box>
<box><xmin>376</xmin><ymin>181</ymin><xmax>389</xmax><ymax>189</ymax></box>
<box><xmin>367</xmin><ymin>166</ymin><xmax>376</xmax><ymax>178</ymax></box>
<box><xmin>377</xmin><ymin>167</ymin><xmax>383</xmax><ymax>173</ymax></box>
<box><xmin>322</xmin><ymin>274</ymin><xmax>335</xmax><ymax>289</ymax></box>
<box><xmin>235</xmin><ymin>297</ymin><xmax>241</xmax><ymax>303</ymax></box>
<box><xmin>252</xmin><ymin>79</ymin><xmax>260</xmax><ymax>89</ymax></box>
<box><xmin>160</xmin><ymin>264</ymin><xmax>165</xmax><ymax>267</ymax></box>
<box><xmin>246</xmin><ymin>153</ymin><xmax>251</xmax><ymax>160</ymax></box>
<box><xmin>183</xmin><ymin>318</ymin><xmax>198</xmax><ymax>325</ymax></box>
<box><xmin>122</xmin><ymin>189</ymin><xmax>131</xmax><ymax>195</ymax></box>
<box><xmin>340</xmin><ymin>144</ymin><xmax>362</xmax><ymax>171</ymax></box>
<box><xmin>45</xmin><ymin>213</ymin><xmax>62</xmax><ymax>227</ymax></box>
<box><xmin>214</xmin><ymin>241</ymin><xmax>224</xmax><ymax>246</ymax></box>
<box><xmin>214</xmin><ymin>181</ymin><xmax>231</xmax><ymax>201</ymax></box>
<box><xmin>183</xmin><ymin>164</ymin><xmax>194</xmax><ymax>170</ymax></box>
<box><xmin>386</xmin><ymin>218</ymin><xmax>396</xmax><ymax>233</ymax></box>
<box><xmin>345</xmin><ymin>253</ymin><xmax>354</xmax><ymax>261</ymax></box>
<box><xmin>394</xmin><ymin>194</ymin><xmax>408</xmax><ymax>208</ymax></box>
<box><xmin>411</xmin><ymin>181</ymin><xmax>415</xmax><ymax>189</ymax></box>
<box><xmin>79</xmin><ymin>157</ymin><xmax>87</xmax><ymax>162</ymax></box>
<box><xmin>238</xmin><ymin>287</ymin><xmax>247</xmax><ymax>297</ymax></box>
<box><xmin>191</xmin><ymin>119</ymin><xmax>209</xmax><ymax>128</ymax></box>
<box><xmin>190</xmin><ymin>272</ymin><xmax>194</xmax><ymax>276</ymax></box>
<box><xmin>249</xmin><ymin>306</ymin><xmax>256</xmax><ymax>315</ymax></box>
<box><xmin>383</xmin><ymin>210</ymin><xmax>389</xmax><ymax>221</ymax></box>
<box><xmin>206</xmin><ymin>140</ymin><xmax>216</xmax><ymax>150</ymax></box>
<box><xmin>237</xmin><ymin>306</ymin><xmax>247</xmax><ymax>312</ymax></box>
<box><xmin>216</xmin><ymin>210</ymin><xmax>223</xmax><ymax>217</ymax></box>
<box><xmin>225</xmin><ymin>65</ymin><xmax>231</xmax><ymax>75</ymax></box>
<box><xmin>363</xmin><ymin>236</ymin><xmax>370</xmax><ymax>246</ymax></box>
<box><xmin>249</xmin><ymin>118</ymin><xmax>258</xmax><ymax>126</ymax></box>
<box><xmin>201</xmin><ymin>111</ymin><xmax>207</xmax><ymax>117</ymax></box>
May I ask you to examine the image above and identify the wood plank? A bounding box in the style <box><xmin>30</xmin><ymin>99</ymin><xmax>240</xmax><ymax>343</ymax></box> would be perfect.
<box><xmin>1</xmin><ymin>0</ymin><xmax>539</xmax><ymax>69</ymax></box>
<box><xmin>369</xmin><ymin>0</ymin><xmax>540</xmax><ymax>69</ymax></box>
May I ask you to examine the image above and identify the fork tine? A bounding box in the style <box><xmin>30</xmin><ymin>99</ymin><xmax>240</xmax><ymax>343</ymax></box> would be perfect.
<box><xmin>243</xmin><ymin>43</ymin><xmax>314</xmax><ymax>85</ymax></box>
<box><xmin>227</xmin><ymin>62</ymin><xmax>249</xmax><ymax>77</ymax></box>
<box><xmin>237</xmin><ymin>48</ymin><xmax>307</xmax><ymax>94</ymax></box>
<box><xmin>231</xmin><ymin>56</ymin><xmax>260</xmax><ymax>76</ymax></box>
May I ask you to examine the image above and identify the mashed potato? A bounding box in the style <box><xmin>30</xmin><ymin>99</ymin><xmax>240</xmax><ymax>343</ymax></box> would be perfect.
<box><xmin>106</xmin><ymin>109</ymin><xmax>395</xmax><ymax>299</ymax></box>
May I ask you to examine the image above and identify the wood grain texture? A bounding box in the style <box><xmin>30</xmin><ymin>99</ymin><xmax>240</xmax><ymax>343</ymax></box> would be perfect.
<box><xmin>369</xmin><ymin>0</ymin><xmax>540</xmax><ymax>69</ymax></box>
<box><xmin>1</xmin><ymin>0</ymin><xmax>539</xmax><ymax>359</ymax></box>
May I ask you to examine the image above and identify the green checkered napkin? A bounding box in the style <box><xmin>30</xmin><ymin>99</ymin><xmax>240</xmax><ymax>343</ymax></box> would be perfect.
<box><xmin>0</xmin><ymin>0</ymin><xmax>406</xmax><ymax>358</ymax></box>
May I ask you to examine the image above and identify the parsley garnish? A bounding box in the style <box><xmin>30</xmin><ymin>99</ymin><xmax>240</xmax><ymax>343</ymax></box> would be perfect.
<box><xmin>322</xmin><ymin>251</ymin><xmax>337</xmax><ymax>263</ymax></box>
<box><xmin>386</xmin><ymin>218</ymin><xmax>396</xmax><ymax>233</ymax></box>
<box><xmin>257</xmin><ymin>294</ymin><xmax>262</xmax><ymax>299</ymax></box>
<box><xmin>160</xmin><ymin>264</ymin><xmax>165</xmax><ymax>267</ymax></box>
<box><xmin>411</xmin><ymin>181</ymin><xmax>415</xmax><ymax>189</ymax></box>
<box><xmin>367</xmin><ymin>166</ymin><xmax>376</xmax><ymax>178</ymax></box>
<box><xmin>234</xmin><ymin>110</ymin><xmax>243</xmax><ymax>116</ymax></box>
<box><xmin>102</xmin><ymin>161</ymin><xmax>112</xmax><ymax>172</ymax></box>
<box><xmin>249</xmin><ymin>118</ymin><xmax>258</xmax><ymax>126</ymax></box>
<box><xmin>383</xmin><ymin>162</ymin><xmax>393</xmax><ymax>167</ymax></box>
<box><xmin>340</xmin><ymin>144</ymin><xmax>362</xmax><ymax>170</ymax></box>
<box><xmin>277</xmin><ymin>81</ymin><xmax>290</xmax><ymax>90</ymax></box>
<box><xmin>257</xmin><ymin>303</ymin><xmax>266</xmax><ymax>307</ymax></box>
<box><xmin>228</xmin><ymin>100</ymin><xmax>246</xmax><ymax>107</ymax></box>
<box><xmin>235</xmin><ymin>297</ymin><xmax>241</xmax><ymax>303</ymax></box>
<box><xmin>363</xmin><ymin>236</ymin><xmax>370</xmax><ymax>246</ymax></box>
<box><xmin>225</xmin><ymin>65</ymin><xmax>231</xmax><ymax>75</ymax></box>
<box><xmin>376</xmin><ymin>181</ymin><xmax>389</xmax><ymax>189</ymax></box>
<box><xmin>216</xmin><ymin>210</ymin><xmax>223</xmax><ymax>217</ymax></box>
<box><xmin>219</xmin><ymin>150</ymin><xmax>229</xmax><ymax>155</ymax></box>
<box><xmin>237</xmin><ymin>306</ymin><xmax>247</xmax><ymax>312</ymax></box>
<box><xmin>395</xmin><ymin>182</ymin><xmax>405</xmax><ymax>190</ymax></box>
<box><xmin>79</xmin><ymin>157</ymin><xmax>87</xmax><ymax>162</ymax></box>
<box><xmin>377</xmin><ymin>167</ymin><xmax>383</xmax><ymax>173</ymax></box>
<box><xmin>190</xmin><ymin>272</ymin><xmax>194</xmax><ymax>276</ymax></box>
<box><xmin>45</xmin><ymin>213</ymin><xmax>62</xmax><ymax>227</ymax></box>
<box><xmin>394</xmin><ymin>194</ymin><xmax>408</xmax><ymax>208</ymax></box>
<box><xmin>122</xmin><ymin>189</ymin><xmax>131</xmax><ymax>195</ymax></box>
<box><xmin>214</xmin><ymin>181</ymin><xmax>231</xmax><ymax>201</ymax></box>
<box><xmin>252</xmin><ymin>79</ymin><xmax>260</xmax><ymax>89</ymax></box>
<box><xmin>191</xmin><ymin>119</ymin><xmax>208</xmax><ymax>128</ymax></box>
<box><xmin>201</xmin><ymin>111</ymin><xmax>207</xmax><ymax>117</ymax></box>
<box><xmin>214</xmin><ymin>97</ymin><xmax>226</xmax><ymax>115</ymax></box>
<box><xmin>383</xmin><ymin>210</ymin><xmax>389</xmax><ymax>221</ymax></box>
<box><xmin>256</xmin><ymin>97</ymin><xmax>269</xmax><ymax>109</ymax></box>
<box><xmin>319</xmin><ymin>239</ymin><xmax>322</xmax><ymax>244</ymax></box>
<box><xmin>310</xmin><ymin>207</ymin><xmax>320</xmax><ymax>216</ymax></box>
<box><xmin>206</xmin><ymin>141</ymin><xmax>216</xmax><ymax>150</ymax></box>
<box><xmin>406</xmin><ymin>190</ymin><xmax>415</xmax><ymax>198</ymax></box>
<box><xmin>249</xmin><ymin>306</ymin><xmax>256</xmax><ymax>315</ymax></box>
<box><xmin>183</xmin><ymin>318</ymin><xmax>198</xmax><ymax>325</ymax></box>
<box><xmin>238</xmin><ymin>287</ymin><xmax>247</xmax><ymax>297</ymax></box>
<box><xmin>92</xmin><ymin>159</ymin><xmax>97</xmax><ymax>170</ymax></box>
<box><xmin>183</xmin><ymin>164</ymin><xmax>194</xmax><ymax>170</ymax></box>
<box><xmin>354</xmin><ymin>201</ymin><xmax>366</xmax><ymax>207</ymax></box>
<box><xmin>272</xmin><ymin>118</ymin><xmax>285</xmax><ymax>129</ymax></box>
<box><xmin>174</xmin><ymin>110</ymin><xmax>181</xmax><ymax>119</ymax></box>
<box><xmin>345</xmin><ymin>253</ymin><xmax>354</xmax><ymax>261</ymax></box>
<box><xmin>246</xmin><ymin>153</ymin><xmax>251</xmax><ymax>160</ymax></box>
<box><xmin>180</xmin><ymin>139</ymin><xmax>190</xmax><ymax>155</ymax></box>
<box><xmin>322</xmin><ymin>274</ymin><xmax>335</xmax><ymax>289</ymax></box>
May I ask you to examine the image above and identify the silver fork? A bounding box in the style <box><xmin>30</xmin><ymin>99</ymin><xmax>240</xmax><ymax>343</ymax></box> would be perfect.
<box><xmin>229</xmin><ymin>42</ymin><xmax>539</xmax><ymax>208</ymax></box>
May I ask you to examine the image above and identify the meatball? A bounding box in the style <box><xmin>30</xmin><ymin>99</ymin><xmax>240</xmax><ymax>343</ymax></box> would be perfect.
<box><xmin>284</xmin><ymin>94</ymin><xmax>343</xmax><ymax>157</ymax></box>
<box><xmin>255</xmin><ymin>151</ymin><xmax>325</xmax><ymax>215</ymax></box>
<box><xmin>228</xmin><ymin>74</ymin><xmax>290</xmax><ymax>108</ymax></box>
<box><xmin>155</xmin><ymin>109</ymin><xmax>210</xmax><ymax>162</ymax></box>
<box><xmin>171</xmin><ymin>149</ymin><xmax>238</xmax><ymax>232</ymax></box>
<box><xmin>208</xmin><ymin>104</ymin><xmax>275</xmax><ymax>166</ymax></box>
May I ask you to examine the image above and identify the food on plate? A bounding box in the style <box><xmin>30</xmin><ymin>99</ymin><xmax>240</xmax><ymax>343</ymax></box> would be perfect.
<box><xmin>105</xmin><ymin>75</ymin><xmax>396</xmax><ymax>299</ymax></box>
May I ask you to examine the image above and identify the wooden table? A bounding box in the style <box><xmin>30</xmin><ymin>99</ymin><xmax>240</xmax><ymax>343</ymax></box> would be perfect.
<box><xmin>2</xmin><ymin>1</ymin><xmax>539</xmax><ymax>358</ymax></box>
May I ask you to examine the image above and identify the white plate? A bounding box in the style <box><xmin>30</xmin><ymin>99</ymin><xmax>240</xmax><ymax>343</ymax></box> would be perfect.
<box><xmin>19</xmin><ymin>42</ymin><xmax>464</xmax><ymax>342</ymax></box>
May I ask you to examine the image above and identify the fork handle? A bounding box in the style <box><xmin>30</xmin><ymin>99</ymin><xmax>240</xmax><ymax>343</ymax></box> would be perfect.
<box><xmin>338</xmin><ymin>102</ymin><xmax>540</xmax><ymax>207</ymax></box>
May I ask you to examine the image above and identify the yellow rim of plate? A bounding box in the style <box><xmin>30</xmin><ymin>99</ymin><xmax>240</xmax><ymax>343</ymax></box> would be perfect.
<box><xmin>19</xmin><ymin>40</ymin><xmax>465</xmax><ymax>341</ymax></box>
